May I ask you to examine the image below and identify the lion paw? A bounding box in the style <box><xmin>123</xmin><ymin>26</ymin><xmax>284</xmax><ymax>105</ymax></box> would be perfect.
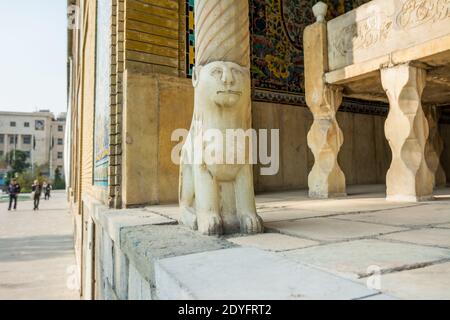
<box><xmin>198</xmin><ymin>214</ymin><xmax>224</xmax><ymax>236</ymax></box>
<box><xmin>239</xmin><ymin>214</ymin><xmax>264</xmax><ymax>234</ymax></box>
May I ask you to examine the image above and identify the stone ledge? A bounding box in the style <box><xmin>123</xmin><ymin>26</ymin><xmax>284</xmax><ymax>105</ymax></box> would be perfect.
<box><xmin>155</xmin><ymin>247</ymin><xmax>384</xmax><ymax>300</ymax></box>
<box><xmin>120</xmin><ymin>224</ymin><xmax>235</xmax><ymax>286</ymax></box>
<box><xmin>92</xmin><ymin>207</ymin><xmax>176</xmax><ymax>243</ymax></box>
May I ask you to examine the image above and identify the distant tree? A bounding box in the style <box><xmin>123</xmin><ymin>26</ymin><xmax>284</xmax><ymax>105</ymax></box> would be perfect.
<box><xmin>54</xmin><ymin>167</ymin><xmax>66</xmax><ymax>190</ymax></box>
<box><xmin>0</xmin><ymin>154</ymin><xmax>7</xmax><ymax>167</ymax></box>
<box><xmin>6</xmin><ymin>150</ymin><xmax>30</xmax><ymax>174</ymax></box>
<box><xmin>17</xmin><ymin>171</ymin><xmax>34</xmax><ymax>193</ymax></box>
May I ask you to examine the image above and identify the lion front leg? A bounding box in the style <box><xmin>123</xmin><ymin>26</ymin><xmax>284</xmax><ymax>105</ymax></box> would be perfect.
<box><xmin>194</xmin><ymin>164</ymin><xmax>224</xmax><ymax>236</ymax></box>
<box><xmin>235</xmin><ymin>165</ymin><xmax>264</xmax><ymax>234</ymax></box>
<box><xmin>179</xmin><ymin>157</ymin><xmax>197</xmax><ymax>230</ymax></box>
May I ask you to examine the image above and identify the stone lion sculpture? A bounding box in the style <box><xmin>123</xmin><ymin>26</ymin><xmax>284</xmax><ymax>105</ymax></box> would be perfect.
<box><xmin>179</xmin><ymin>61</ymin><xmax>264</xmax><ymax>235</ymax></box>
<box><xmin>179</xmin><ymin>0</ymin><xmax>264</xmax><ymax>236</ymax></box>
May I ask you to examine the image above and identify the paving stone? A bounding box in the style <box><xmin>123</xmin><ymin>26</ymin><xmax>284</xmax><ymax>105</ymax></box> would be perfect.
<box><xmin>266</xmin><ymin>218</ymin><xmax>405</xmax><ymax>242</ymax></box>
<box><xmin>260</xmin><ymin>209</ymin><xmax>331</xmax><ymax>223</ymax></box>
<box><xmin>284</xmin><ymin>198</ymin><xmax>417</xmax><ymax>214</ymax></box>
<box><xmin>282</xmin><ymin>239</ymin><xmax>450</xmax><ymax>280</ymax></box>
<box><xmin>227</xmin><ymin>233</ymin><xmax>319</xmax><ymax>252</ymax></box>
<box><xmin>255</xmin><ymin>196</ymin><xmax>289</xmax><ymax>204</ymax></box>
<box><xmin>379</xmin><ymin>262</ymin><xmax>450</xmax><ymax>300</ymax></box>
<box><xmin>334</xmin><ymin>204</ymin><xmax>450</xmax><ymax>227</ymax></box>
<box><xmin>155</xmin><ymin>248</ymin><xmax>380</xmax><ymax>300</ymax></box>
<box><xmin>358</xmin><ymin>293</ymin><xmax>398</xmax><ymax>300</ymax></box>
<box><xmin>379</xmin><ymin>228</ymin><xmax>450</xmax><ymax>248</ymax></box>
<box><xmin>256</xmin><ymin>202</ymin><xmax>309</xmax><ymax>213</ymax></box>
<box><xmin>145</xmin><ymin>205</ymin><xmax>181</xmax><ymax>220</ymax></box>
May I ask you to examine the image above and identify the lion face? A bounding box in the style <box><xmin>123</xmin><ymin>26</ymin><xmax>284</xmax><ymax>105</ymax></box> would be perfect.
<box><xmin>193</xmin><ymin>61</ymin><xmax>250</xmax><ymax>108</ymax></box>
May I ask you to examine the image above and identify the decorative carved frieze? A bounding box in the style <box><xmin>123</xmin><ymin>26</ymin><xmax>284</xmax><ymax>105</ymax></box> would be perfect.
<box><xmin>332</xmin><ymin>16</ymin><xmax>392</xmax><ymax>57</ymax></box>
<box><xmin>328</xmin><ymin>0</ymin><xmax>450</xmax><ymax>70</ymax></box>
<box><xmin>397</xmin><ymin>0</ymin><xmax>450</xmax><ymax>29</ymax></box>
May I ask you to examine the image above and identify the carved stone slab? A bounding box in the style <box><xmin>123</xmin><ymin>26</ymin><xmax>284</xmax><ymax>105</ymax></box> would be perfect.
<box><xmin>328</xmin><ymin>0</ymin><xmax>450</xmax><ymax>71</ymax></box>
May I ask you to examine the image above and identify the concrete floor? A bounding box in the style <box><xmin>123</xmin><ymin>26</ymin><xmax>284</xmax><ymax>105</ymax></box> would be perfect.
<box><xmin>148</xmin><ymin>184</ymin><xmax>450</xmax><ymax>300</ymax></box>
<box><xmin>0</xmin><ymin>191</ymin><xmax>79</xmax><ymax>300</ymax></box>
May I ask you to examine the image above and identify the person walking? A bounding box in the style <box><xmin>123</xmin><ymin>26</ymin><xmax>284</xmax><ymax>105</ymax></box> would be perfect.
<box><xmin>31</xmin><ymin>180</ymin><xmax>42</xmax><ymax>211</ymax></box>
<box><xmin>43</xmin><ymin>182</ymin><xmax>48</xmax><ymax>200</ymax></box>
<box><xmin>7</xmin><ymin>179</ymin><xmax>20</xmax><ymax>211</ymax></box>
<box><xmin>44</xmin><ymin>182</ymin><xmax>52</xmax><ymax>200</ymax></box>
<box><xmin>7</xmin><ymin>179</ymin><xmax>21</xmax><ymax>211</ymax></box>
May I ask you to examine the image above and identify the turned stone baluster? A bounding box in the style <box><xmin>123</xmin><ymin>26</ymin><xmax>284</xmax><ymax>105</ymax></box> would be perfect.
<box><xmin>304</xmin><ymin>2</ymin><xmax>346</xmax><ymax>198</ymax></box>
<box><xmin>381</xmin><ymin>63</ymin><xmax>434</xmax><ymax>201</ymax></box>
<box><xmin>307</xmin><ymin>86</ymin><xmax>346</xmax><ymax>198</ymax></box>
<box><xmin>424</xmin><ymin>105</ymin><xmax>447</xmax><ymax>188</ymax></box>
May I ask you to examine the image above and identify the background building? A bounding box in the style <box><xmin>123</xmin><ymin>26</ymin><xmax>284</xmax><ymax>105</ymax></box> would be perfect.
<box><xmin>0</xmin><ymin>110</ymin><xmax>66</xmax><ymax>178</ymax></box>
<box><xmin>50</xmin><ymin>112</ymin><xmax>66</xmax><ymax>179</ymax></box>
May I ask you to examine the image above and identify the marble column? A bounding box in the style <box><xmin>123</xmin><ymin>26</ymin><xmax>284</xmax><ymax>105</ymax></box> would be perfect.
<box><xmin>381</xmin><ymin>63</ymin><xmax>434</xmax><ymax>201</ymax></box>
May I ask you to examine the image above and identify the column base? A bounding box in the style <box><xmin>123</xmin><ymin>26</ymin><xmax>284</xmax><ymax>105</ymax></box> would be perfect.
<box><xmin>386</xmin><ymin>195</ymin><xmax>434</xmax><ymax>203</ymax></box>
<box><xmin>309</xmin><ymin>191</ymin><xmax>347</xmax><ymax>199</ymax></box>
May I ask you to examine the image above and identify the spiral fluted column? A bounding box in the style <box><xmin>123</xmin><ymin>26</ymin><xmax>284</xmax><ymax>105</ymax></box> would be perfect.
<box><xmin>195</xmin><ymin>0</ymin><xmax>250</xmax><ymax>68</ymax></box>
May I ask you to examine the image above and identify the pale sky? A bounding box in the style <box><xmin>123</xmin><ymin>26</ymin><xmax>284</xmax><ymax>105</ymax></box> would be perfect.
<box><xmin>0</xmin><ymin>0</ymin><xmax>67</xmax><ymax>116</ymax></box>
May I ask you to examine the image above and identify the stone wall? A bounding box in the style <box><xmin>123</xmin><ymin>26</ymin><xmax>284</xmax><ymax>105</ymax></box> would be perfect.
<box><xmin>252</xmin><ymin>102</ymin><xmax>392</xmax><ymax>193</ymax></box>
<box><xmin>122</xmin><ymin>71</ymin><xmax>193</xmax><ymax>206</ymax></box>
<box><xmin>82</xmin><ymin>194</ymin><xmax>232</xmax><ymax>300</ymax></box>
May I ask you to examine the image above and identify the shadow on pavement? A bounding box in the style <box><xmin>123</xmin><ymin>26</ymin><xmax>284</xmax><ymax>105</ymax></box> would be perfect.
<box><xmin>0</xmin><ymin>235</ymin><xmax>74</xmax><ymax>263</ymax></box>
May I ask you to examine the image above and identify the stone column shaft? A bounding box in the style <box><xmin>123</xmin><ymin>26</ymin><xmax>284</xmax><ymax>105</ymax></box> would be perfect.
<box><xmin>381</xmin><ymin>63</ymin><xmax>434</xmax><ymax>201</ymax></box>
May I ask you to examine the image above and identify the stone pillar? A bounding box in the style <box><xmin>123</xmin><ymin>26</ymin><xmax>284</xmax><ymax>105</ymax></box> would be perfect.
<box><xmin>381</xmin><ymin>63</ymin><xmax>434</xmax><ymax>201</ymax></box>
<box><xmin>17</xmin><ymin>134</ymin><xmax>23</xmax><ymax>150</ymax></box>
<box><xmin>424</xmin><ymin>105</ymin><xmax>447</xmax><ymax>188</ymax></box>
<box><xmin>304</xmin><ymin>2</ymin><xmax>346</xmax><ymax>198</ymax></box>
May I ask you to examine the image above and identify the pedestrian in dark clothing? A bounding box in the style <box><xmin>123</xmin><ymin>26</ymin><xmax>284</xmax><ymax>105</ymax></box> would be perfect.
<box><xmin>32</xmin><ymin>180</ymin><xmax>42</xmax><ymax>211</ymax></box>
<box><xmin>7</xmin><ymin>179</ymin><xmax>21</xmax><ymax>211</ymax></box>
<box><xmin>44</xmin><ymin>183</ymin><xmax>52</xmax><ymax>200</ymax></box>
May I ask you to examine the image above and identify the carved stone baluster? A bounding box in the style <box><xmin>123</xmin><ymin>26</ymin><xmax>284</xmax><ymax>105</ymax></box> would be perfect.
<box><xmin>307</xmin><ymin>86</ymin><xmax>346</xmax><ymax>198</ymax></box>
<box><xmin>381</xmin><ymin>63</ymin><xmax>434</xmax><ymax>201</ymax></box>
<box><xmin>424</xmin><ymin>105</ymin><xmax>447</xmax><ymax>188</ymax></box>
<box><xmin>304</xmin><ymin>2</ymin><xmax>346</xmax><ymax>199</ymax></box>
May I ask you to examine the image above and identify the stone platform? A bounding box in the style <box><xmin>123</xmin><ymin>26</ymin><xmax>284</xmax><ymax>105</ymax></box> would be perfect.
<box><xmin>93</xmin><ymin>185</ymin><xmax>450</xmax><ymax>300</ymax></box>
